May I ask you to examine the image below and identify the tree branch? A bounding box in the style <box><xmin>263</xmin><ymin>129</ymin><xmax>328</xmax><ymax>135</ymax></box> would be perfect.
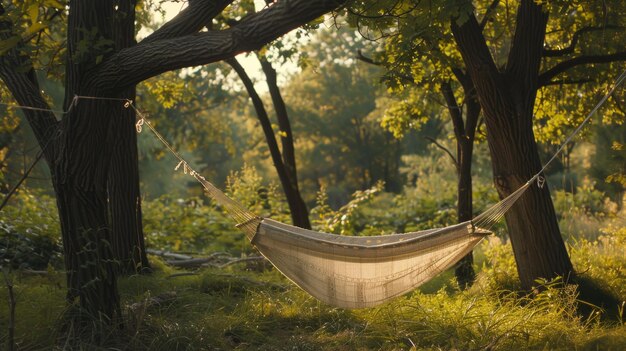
<box><xmin>86</xmin><ymin>0</ymin><xmax>347</xmax><ymax>92</ymax></box>
<box><xmin>0</xmin><ymin>5</ymin><xmax>59</xmax><ymax>165</ymax></box>
<box><xmin>479</xmin><ymin>0</ymin><xmax>500</xmax><ymax>31</ymax></box>
<box><xmin>540</xmin><ymin>78</ymin><xmax>593</xmax><ymax>86</ymax></box>
<box><xmin>425</xmin><ymin>136</ymin><xmax>458</xmax><ymax>172</ymax></box>
<box><xmin>356</xmin><ymin>49</ymin><xmax>382</xmax><ymax>65</ymax></box>
<box><xmin>538</xmin><ymin>51</ymin><xmax>626</xmax><ymax>87</ymax></box>
<box><xmin>140</xmin><ymin>0</ymin><xmax>234</xmax><ymax>43</ymax></box>
<box><xmin>543</xmin><ymin>25</ymin><xmax>624</xmax><ymax>57</ymax></box>
<box><xmin>440</xmin><ymin>80</ymin><xmax>464</xmax><ymax>142</ymax></box>
<box><xmin>258</xmin><ymin>54</ymin><xmax>298</xmax><ymax>187</ymax></box>
<box><xmin>505</xmin><ymin>0</ymin><xmax>548</xmax><ymax>90</ymax></box>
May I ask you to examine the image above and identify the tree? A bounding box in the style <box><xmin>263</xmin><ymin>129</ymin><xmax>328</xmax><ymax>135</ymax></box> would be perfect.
<box><xmin>450</xmin><ymin>0</ymin><xmax>625</xmax><ymax>289</ymax></box>
<box><xmin>282</xmin><ymin>29</ymin><xmax>404</xmax><ymax>205</ymax></box>
<box><xmin>349</xmin><ymin>0</ymin><xmax>626</xmax><ymax>290</ymax></box>
<box><xmin>357</xmin><ymin>43</ymin><xmax>482</xmax><ymax>289</ymax></box>
<box><xmin>1</xmin><ymin>0</ymin><xmax>347</xmax><ymax>322</ymax></box>
<box><xmin>227</xmin><ymin>55</ymin><xmax>311</xmax><ymax>228</ymax></box>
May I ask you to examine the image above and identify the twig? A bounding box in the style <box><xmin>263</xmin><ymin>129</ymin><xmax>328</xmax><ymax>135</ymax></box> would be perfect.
<box><xmin>20</xmin><ymin>269</ymin><xmax>52</xmax><ymax>275</ymax></box>
<box><xmin>212</xmin><ymin>256</ymin><xmax>266</xmax><ymax>268</ymax></box>
<box><xmin>166</xmin><ymin>272</ymin><xmax>199</xmax><ymax>279</ymax></box>
<box><xmin>165</xmin><ymin>252</ymin><xmax>230</xmax><ymax>267</ymax></box>
<box><xmin>0</xmin><ymin>150</ymin><xmax>44</xmax><ymax>212</ymax></box>
<box><xmin>217</xmin><ymin>256</ymin><xmax>265</xmax><ymax>268</ymax></box>
<box><xmin>424</xmin><ymin>136</ymin><xmax>459</xmax><ymax>171</ymax></box>
<box><xmin>146</xmin><ymin>248</ymin><xmax>193</xmax><ymax>260</ymax></box>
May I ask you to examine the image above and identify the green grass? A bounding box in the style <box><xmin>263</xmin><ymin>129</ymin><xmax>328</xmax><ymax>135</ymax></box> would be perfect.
<box><xmin>2</xmin><ymin>235</ymin><xmax>625</xmax><ymax>351</ymax></box>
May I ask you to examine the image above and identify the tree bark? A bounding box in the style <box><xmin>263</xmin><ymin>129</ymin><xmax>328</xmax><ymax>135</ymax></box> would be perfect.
<box><xmin>258</xmin><ymin>55</ymin><xmax>311</xmax><ymax>228</ymax></box>
<box><xmin>451</xmin><ymin>2</ymin><xmax>574</xmax><ymax>290</ymax></box>
<box><xmin>441</xmin><ymin>78</ymin><xmax>479</xmax><ymax>289</ymax></box>
<box><xmin>107</xmin><ymin>0</ymin><xmax>150</xmax><ymax>274</ymax></box>
<box><xmin>54</xmin><ymin>0</ymin><xmax>121</xmax><ymax>320</ymax></box>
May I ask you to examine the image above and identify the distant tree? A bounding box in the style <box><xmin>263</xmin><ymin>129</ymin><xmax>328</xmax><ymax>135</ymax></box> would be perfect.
<box><xmin>227</xmin><ymin>55</ymin><xmax>311</xmax><ymax>228</ymax></box>
<box><xmin>283</xmin><ymin>28</ymin><xmax>403</xmax><ymax>205</ymax></box>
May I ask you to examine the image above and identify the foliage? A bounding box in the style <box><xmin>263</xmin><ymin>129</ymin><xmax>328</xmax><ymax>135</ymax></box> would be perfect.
<box><xmin>553</xmin><ymin>182</ymin><xmax>622</xmax><ymax>240</ymax></box>
<box><xmin>283</xmin><ymin>28</ymin><xmax>407</xmax><ymax>202</ymax></box>
<box><xmin>225</xmin><ymin>164</ymin><xmax>292</xmax><ymax>224</ymax></box>
<box><xmin>142</xmin><ymin>194</ymin><xmax>241</xmax><ymax>254</ymax></box>
<box><xmin>310</xmin><ymin>180</ymin><xmax>384</xmax><ymax>234</ymax></box>
<box><xmin>0</xmin><ymin>189</ymin><xmax>61</xmax><ymax>270</ymax></box>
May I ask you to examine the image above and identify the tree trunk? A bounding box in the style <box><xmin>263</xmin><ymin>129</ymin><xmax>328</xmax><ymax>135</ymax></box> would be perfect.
<box><xmin>227</xmin><ymin>58</ymin><xmax>311</xmax><ymax>229</ymax></box>
<box><xmin>108</xmin><ymin>0</ymin><xmax>150</xmax><ymax>274</ymax></box>
<box><xmin>107</xmin><ymin>91</ymin><xmax>150</xmax><ymax>273</ymax></box>
<box><xmin>454</xmin><ymin>137</ymin><xmax>476</xmax><ymax>289</ymax></box>
<box><xmin>451</xmin><ymin>3</ymin><xmax>573</xmax><ymax>290</ymax></box>
<box><xmin>54</xmin><ymin>100</ymin><xmax>121</xmax><ymax>321</ymax></box>
<box><xmin>55</xmin><ymin>0</ymin><xmax>121</xmax><ymax>320</ymax></box>
<box><xmin>258</xmin><ymin>55</ymin><xmax>311</xmax><ymax>228</ymax></box>
<box><xmin>441</xmin><ymin>79</ymin><xmax>479</xmax><ymax>289</ymax></box>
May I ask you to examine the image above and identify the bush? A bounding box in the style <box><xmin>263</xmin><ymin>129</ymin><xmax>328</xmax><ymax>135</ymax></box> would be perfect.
<box><xmin>0</xmin><ymin>189</ymin><xmax>62</xmax><ymax>270</ymax></box>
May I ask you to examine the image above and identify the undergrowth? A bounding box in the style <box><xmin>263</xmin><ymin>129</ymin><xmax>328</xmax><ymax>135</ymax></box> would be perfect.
<box><xmin>1</xmin><ymin>231</ymin><xmax>625</xmax><ymax>350</ymax></box>
<box><xmin>1</xmin><ymin>178</ymin><xmax>625</xmax><ymax>349</ymax></box>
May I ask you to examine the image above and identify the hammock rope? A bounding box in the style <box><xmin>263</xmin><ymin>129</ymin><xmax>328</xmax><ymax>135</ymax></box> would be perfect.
<box><xmin>130</xmin><ymin>106</ymin><xmax>262</xmax><ymax>239</ymax></box>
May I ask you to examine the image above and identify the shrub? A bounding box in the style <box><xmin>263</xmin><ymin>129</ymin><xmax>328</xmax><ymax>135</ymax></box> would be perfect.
<box><xmin>0</xmin><ymin>189</ymin><xmax>62</xmax><ymax>270</ymax></box>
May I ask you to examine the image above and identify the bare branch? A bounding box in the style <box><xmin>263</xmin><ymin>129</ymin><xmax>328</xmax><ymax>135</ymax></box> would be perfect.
<box><xmin>87</xmin><ymin>0</ymin><xmax>347</xmax><ymax>92</ymax></box>
<box><xmin>479</xmin><ymin>0</ymin><xmax>500</xmax><ymax>31</ymax></box>
<box><xmin>425</xmin><ymin>136</ymin><xmax>459</xmax><ymax>172</ymax></box>
<box><xmin>440</xmin><ymin>80</ymin><xmax>464</xmax><ymax>142</ymax></box>
<box><xmin>146</xmin><ymin>248</ymin><xmax>193</xmax><ymax>260</ymax></box>
<box><xmin>540</xmin><ymin>78</ymin><xmax>593</xmax><ymax>86</ymax></box>
<box><xmin>214</xmin><ymin>256</ymin><xmax>265</xmax><ymax>268</ymax></box>
<box><xmin>543</xmin><ymin>25</ymin><xmax>624</xmax><ymax>57</ymax></box>
<box><xmin>165</xmin><ymin>252</ymin><xmax>231</xmax><ymax>267</ymax></box>
<box><xmin>356</xmin><ymin>49</ymin><xmax>382</xmax><ymax>65</ymax></box>
<box><xmin>538</xmin><ymin>51</ymin><xmax>626</xmax><ymax>87</ymax></box>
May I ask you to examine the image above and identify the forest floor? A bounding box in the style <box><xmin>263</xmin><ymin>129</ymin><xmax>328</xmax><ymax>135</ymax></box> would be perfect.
<box><xmin>1</xmin><ymin>236</ymin><xmax>626</xmax><ymax>351</ymax></box>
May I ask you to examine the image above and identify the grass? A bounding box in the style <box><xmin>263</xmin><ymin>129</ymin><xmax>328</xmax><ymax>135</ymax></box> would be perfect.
<box><xmin>1</xmin><ymin>234</ymin><xmax>626</xmax><ymax>350</ymax></box>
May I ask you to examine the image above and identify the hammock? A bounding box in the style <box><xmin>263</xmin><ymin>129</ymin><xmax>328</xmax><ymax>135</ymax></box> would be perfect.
<box><xmin>138</xmin><ymin>114</ymin><xmax>532</xmax><ymax>308</ymax></box>
<box><xmin>130</xmin><ymin>70</ymin><xmax>624</xmax><ymax>309</ymax></box>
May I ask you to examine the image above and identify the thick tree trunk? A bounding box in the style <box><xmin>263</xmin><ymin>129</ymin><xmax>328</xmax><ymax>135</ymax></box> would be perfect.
<box><xmin>108</xmin><ymin>0</ymin><xmax>150</xmax><ymax>274</ymax></box>
<box><xmin>108</xmin><ymin>93</ymin><xmax>150</xmax><ymax>273</ymax></box>
<box><xmin>54</xmin><ymin>101</ymin><xmax>121</xmax><ymax>320</ymax></box>
<box><xmin>55</xmin><ymin>0</ymin><xmax>121</xmax><ymax>320</ymax></box>
<box><xmin>451</xmin><ymin>3</ymin><xmax>573</xmax><ymax>290</ymax></box>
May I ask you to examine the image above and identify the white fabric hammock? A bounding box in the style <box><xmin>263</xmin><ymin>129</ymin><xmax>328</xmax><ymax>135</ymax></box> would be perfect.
<box><xmin>254</xmin><ymin>218</ymin><xmax>489</xmax><ymax>308</ymax></box>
